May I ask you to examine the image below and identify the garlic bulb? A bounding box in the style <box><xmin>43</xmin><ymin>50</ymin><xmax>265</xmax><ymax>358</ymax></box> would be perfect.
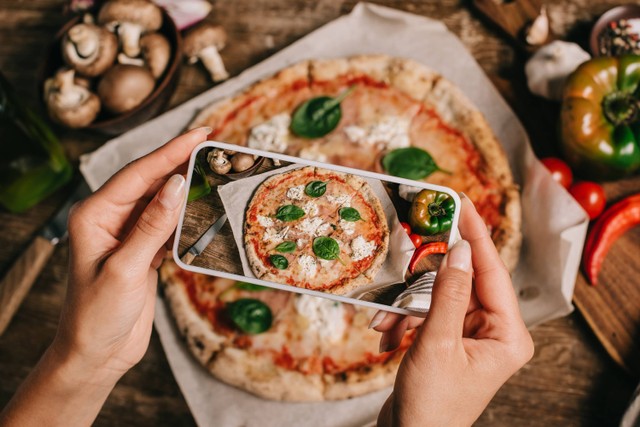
<box><xmin>525</xmin><ymin>41</ymin><xmax>591</xmax><ymax>101</ymax></box>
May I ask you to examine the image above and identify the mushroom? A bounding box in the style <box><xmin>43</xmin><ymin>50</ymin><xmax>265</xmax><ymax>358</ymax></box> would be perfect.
<box><xmin>117</xmin><ymin>52</ymin><xmax>145</xmax><ymax>66</ymax></box>
<box><xmin>183</xmin><ymin>23</ymin><xmax>229</xmax><ymax>82</ymax></box>
<box><xmin>97</xmin><ymin>64</ymin><xmax>155</xmax><ymax>114</ymax></box>
<box><xmin>44</xmin><ymin>68</ymin><xmax>100</xmax><ymax>128</ymax></box>
<box><xmin>207</xmin><ymin>149</ymin><xmax>232</xmax><ymax>174</ymax></box>
<box><xmin>61</xmin><ymin>21</ymin><xmax>118</xmax><ymax>77</ymax></box>
<box><xmin>230</xmin><ymin>153</ymin><xmax>256</xmax><ymax>172</ymax></box>
<box><xmin>140</xmin><ymin>32</ymin><xmax>171</xmax><ymax>79</ymax></box>
<box><xmin>98</xmin><ymin>0</ymin><xmax>162</xmax><ymax>58</ymax></box>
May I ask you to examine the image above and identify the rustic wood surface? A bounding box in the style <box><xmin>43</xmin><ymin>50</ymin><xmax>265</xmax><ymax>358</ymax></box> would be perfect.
<box><xmin>1</xmin><ymin>1</ymin><xmax>639</xmax><ymax>426</ymax></box>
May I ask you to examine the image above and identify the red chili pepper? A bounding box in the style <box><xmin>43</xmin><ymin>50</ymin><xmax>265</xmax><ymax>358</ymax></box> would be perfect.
<box><xmin>409</xmin><ymin>242</ymin><xmax>448</xmax><ymax>274</ymax></box>
<box><xmin>583</xmin><ymin>193</ymin><xmax>640</xmax><ymax>285</ymax></box>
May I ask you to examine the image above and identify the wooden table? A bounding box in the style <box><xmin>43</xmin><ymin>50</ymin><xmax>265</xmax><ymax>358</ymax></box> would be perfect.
<box><xmin>0</xmin><ymin>1</ymin><xmax>638</xmax><ymax>425</ymax></box>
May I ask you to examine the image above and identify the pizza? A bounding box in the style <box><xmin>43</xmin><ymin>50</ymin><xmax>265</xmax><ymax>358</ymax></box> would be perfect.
<box><xmin>243</xmin><ymin>166</ymin><xmax>389</xmax><ymax>295</ymax></box>
<box><xmin>160</xmin><ymin>259</ymin><xmax>413</xmax><ymax>401</ymax></box>
<box><xmin>190</xmin><ymin>55</ymin><xmax>522</xmax><ymax>270</ymax></box>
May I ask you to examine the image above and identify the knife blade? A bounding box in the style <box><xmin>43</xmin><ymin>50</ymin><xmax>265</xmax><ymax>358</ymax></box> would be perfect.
<box><xmin>0</xmin><ymin>179</ymin><xmax>92</xmax><ymax>335</ymax></box>
<box><xmin>180</xmin><ymin>213</ymin><xmax>228</xmax><ymax>265</ymax></box>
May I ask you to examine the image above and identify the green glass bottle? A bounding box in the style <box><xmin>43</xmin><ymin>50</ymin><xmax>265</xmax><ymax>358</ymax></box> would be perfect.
<box><xmin>0</xmin><ymin>72</ymin><xmax>72</xmax><ymax>213</ymax></box>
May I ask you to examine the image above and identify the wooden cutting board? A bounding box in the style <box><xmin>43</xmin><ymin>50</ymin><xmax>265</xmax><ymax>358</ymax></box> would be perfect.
<box><xmin>572</xmin><ymin>177</ymin><xmax>640</xmax><ymax>377</ymax></box>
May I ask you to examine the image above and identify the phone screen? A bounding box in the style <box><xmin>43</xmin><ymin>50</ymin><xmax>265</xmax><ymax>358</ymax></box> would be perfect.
<box><xmin>173</xmin><ymin>141</ymin><xmax>461</xmax><ymax>316</ymax></box>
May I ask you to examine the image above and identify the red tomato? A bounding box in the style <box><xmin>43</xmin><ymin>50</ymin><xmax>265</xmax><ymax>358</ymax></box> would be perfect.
<box><xmin>409</xmin><ymin>233</ymin><xmax>422</xmax><ymax>248</ymax></box>
<box><xmin>400</xmin><ymin>222</ymin><xmax>412</xmax><ymax>235</ymax></box>
<box><xmin>569</xmin><ymin>181</ymin><xmax>606</xmax><ymax>220</ymax></box>
<box><xmin>541</xmin><ymin>157</ymin><xmax>573</xmax><ymax>189</ymax></box>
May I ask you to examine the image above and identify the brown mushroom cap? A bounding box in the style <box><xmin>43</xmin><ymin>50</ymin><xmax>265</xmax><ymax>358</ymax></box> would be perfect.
<box><xmin>45</xmin><ymin>69</ymin><xmax>100</xmax><ymax>128</ymax></box>
<box><xmin>183</xmin><ymin>23</ymin><xmax>227</xmax><ymax>58</ymax></box>
<box><xmin>61</xmin><ymin>23</ymin><xmax>118</xmax><ymax>77</ymax></box>
<box><xmin>140</xmin><ymin>32</ymin><xmax>171</xmax><ymax>79</ymax></box>
<box><xmin>98</xmin><ymin>0</ymin><xmax>162</xmax><ymax>31</ymax></box>
<box><xmin>97</xmin><ymin>64</ymin><xmax>155</xmax><ymax>114</ymax></box>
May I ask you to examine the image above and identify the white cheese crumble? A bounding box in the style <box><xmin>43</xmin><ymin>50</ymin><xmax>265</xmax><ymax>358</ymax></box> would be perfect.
<box><xmin>339</xmin><ymin>219</ymin><xmax>355</xmax><ymax>235</ymax></box>
<box><xmin>247</xmin><ymin>113</ymin><xmax>291</xmax><ymax>153</ymax></box>
<box><xmin>296</xmin><ymin>217</ymin><xmax>327</xmax><ymax>236</ymax></box>
<box><xmin>327</xmin><ymin>194</ymin><xmax>352</xmax><ymax>207</ymax></box>
<box><xmin>351</xmin><ymin>236</ymin><xmax>376</xmax><ymax>261</ymax></box>
<box><xmin>294</xmin><ymin>294</ymin><xmax>346</xmax><ymax>343</ymax></box>
<box><xmin>298</xmin><ymin>147</ymin><xmax>328</xmax><ymax>162</ymax></box>
<box><xmin>302</xmin><ymin>201</ymin><xmax>319</xmax><ymax>216</ymax></box>
<box><xmin>257</xmin><ymin>215</ymin><xmax>274</xmax><ymax>228</ymax></box>
<box><xmin>286</xmin><ymin>185</ymin><xmax>305</xmax><ymax>200</ymax></box>
<box><xmin>296</xmin><ymin>238</ymin><xmax>306</xmax><ymax>248</ymax></box>
<box><xmin>263</xmin><ymin>226</ymin><xmax>289</xmax><ymax>244</ymax></box>
<box><xmin>344</xmin><ymin>117</ymin><xmax>411</xmax><ymax>150</ymax></box>
<box><xmin>297</xmin><ymin>255</ymin><xmax>317</xmax><ymax>278</ymax></box>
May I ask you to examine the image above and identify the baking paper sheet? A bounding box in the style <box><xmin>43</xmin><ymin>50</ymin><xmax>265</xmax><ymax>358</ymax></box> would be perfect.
<box><xmin>79</xmin><ymin>3</ymin><xmax>589</xmax><ymax>426</ymax></box>
<box><xmin>217</xmin><ymin>164</ymin><xmax>415</xmax><ymax>297</ymax></box>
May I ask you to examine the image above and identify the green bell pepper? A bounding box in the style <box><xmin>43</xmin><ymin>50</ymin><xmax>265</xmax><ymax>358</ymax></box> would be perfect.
<box><xmin>561</xmin><ymin>56</ymin><xmax>640</xmax><ymax>180</ymax></box>
<box><xmin>408</xmin><ymin>190</ymin><xmax>455</xmax><ymax>236</ymax></box>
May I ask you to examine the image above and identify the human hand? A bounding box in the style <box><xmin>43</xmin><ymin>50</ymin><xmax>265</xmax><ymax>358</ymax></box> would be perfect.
<box><xmin>51</xmin><ymin>127</ymin><xmax>210</xmax><ymax>385</ymax></box>
<box><xmin>374</xmin><ymin>195</ymin><xmax>534</xmax><ymax>427</ymax></box>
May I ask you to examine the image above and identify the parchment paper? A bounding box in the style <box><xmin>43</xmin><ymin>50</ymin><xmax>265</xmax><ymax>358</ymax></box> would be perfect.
<box><xmin>79</xmin><ymin>3</ymin><xmax>590</xmax><ymax>426</ymax></box>
<box><xmin>217</xmin><ymin>164</ymin><xmax>415</xmax><ymax>297</ymax></box>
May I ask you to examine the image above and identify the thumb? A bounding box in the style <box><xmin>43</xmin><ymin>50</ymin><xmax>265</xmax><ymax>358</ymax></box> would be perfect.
<box><xmin>421</xmin><ymin>239</ymin><xmax>473</xmax><ymax>342</ymax></box>
<box><xmin>115</xmin><ymin>174</ymin><xmax>186</xmax><ymax>272</ymax></box>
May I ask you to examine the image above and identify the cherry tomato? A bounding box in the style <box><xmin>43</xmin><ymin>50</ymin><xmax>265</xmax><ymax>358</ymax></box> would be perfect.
<box><xmin>569</xmin><ymin>181</ymin><xmax>606</xmax><ymax>220</ymax></box>
<box><xmin>409</xmin><ymin>233</ymin><xmax>422</xmax><ymax>248</ymax></box>
<box><xmin>400</xmin><ymin>222</ymin><xmax>412</xmax><ymax>235</ymax></box>
<box><xmin>541</xmin><ymin>157</ymin><xmax>573</xmax><ymax>189</ymax></box>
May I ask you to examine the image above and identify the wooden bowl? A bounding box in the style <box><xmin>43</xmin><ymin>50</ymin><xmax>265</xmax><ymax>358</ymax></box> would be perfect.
<box><xmin>226</xmin><ymin>156</ymin><xmax>266</xmax><ymax>180</ymax></box>
<box><xmin>38</xmin><ymin>8</ymin><xmax>182</xmax><ymax>135</ymax></box>
<box><xmin>590</xmin><ymin>5</ymin><xmax>640</xmax><ymax>57</ymax></box>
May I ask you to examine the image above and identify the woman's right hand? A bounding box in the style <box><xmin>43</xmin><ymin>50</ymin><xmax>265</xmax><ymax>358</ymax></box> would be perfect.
<box><xmin>374</xmin><ymin>195</ymin><xmax>534</xmax><ymax>427</ymax></box>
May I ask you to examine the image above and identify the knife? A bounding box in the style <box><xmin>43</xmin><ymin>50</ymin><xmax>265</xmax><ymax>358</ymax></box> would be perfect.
<box><xmin>180</xmin><ymin>213</ymin><xmax>228</xmax><ymax>265</ymax></box>
<box><xmin>0</xmin><ymin>179</ymin><xmax>92</xmax><ymax>336</ymax></box>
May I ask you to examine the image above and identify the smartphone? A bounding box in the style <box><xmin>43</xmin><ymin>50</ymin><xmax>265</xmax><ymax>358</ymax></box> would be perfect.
<box><xmin>173</xmin><ymin>141</ymin><xmax>461</xmax><ymax>316</ymax></box>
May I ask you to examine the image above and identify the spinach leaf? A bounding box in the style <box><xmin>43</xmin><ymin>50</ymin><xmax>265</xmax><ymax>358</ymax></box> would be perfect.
<box><xmin>312</xmin><ymin>237</ymin><xmax>341</xmax><ymax>261</ymax></box>
<box><xmin>226</xmin><ymin>298</ymin><xmax>272</xmax><ymax>334</ymax></box>
<box><xmin>270</xmin><ymin>254</ymin><xmax>289</xmax><ymax>269</ymax></box>
<box><xmin>234</xmin><ymin>282</ymin><xmax>268</xmax><ymax>292</ymax></box>
<box><xmin>275</xmin><ymin>205</ymin><xmax>305</xmax><ymax>221</ymax></box>
<box><xmin>275</xmin><ymin>241</ymin><xmax>297</xmax><ymax>253</ymax></box>
<box><xmin>305</xmin><ymin>181</ymin><xmax>327</xmax><ymax>197</ymax></box>
<box><xmin>382</xmin><ymin>147</ymin><xmax>448</xmax><ymax>180</ymax></box>
<box><xmin>339</xmin><ymin>207</ymin><xmax>363</xmax><ymax>222</ymax></box>
<box><xmin>290</xmin><ymin>86</ymin><xmax>355</xmax><ymax>138</ymax></box>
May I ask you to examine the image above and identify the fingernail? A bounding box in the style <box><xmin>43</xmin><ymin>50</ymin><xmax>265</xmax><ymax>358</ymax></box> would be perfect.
<box><xmin>446</xmin><ymin>239</ymin><xmax>471</xmax><ymax>273</ymax></box>
<box><xmin>194</xmin><ymin>126</ymin><xmax>213</xmax><ymax>135</ymax></box>
<box><xmin>379</xmin><ymin>333</ymin><xmax>390</xmax><ymax>353</ymax></box>
<box><xmin>368</xmin><ymin>311</ymin><xmax>386</xmax><ymax>329</ymax></box>
<box><xmin>459</xmin><ymin>192</ymin><xmax>476</xmax><ymax>209</ymax></box>
<box><xmin>159</xmin><ymin>174</ymin><xmax>186</xmax><ymax>209</ymax></box>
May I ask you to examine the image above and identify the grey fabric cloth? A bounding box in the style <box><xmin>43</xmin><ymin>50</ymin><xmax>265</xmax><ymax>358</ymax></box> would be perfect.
<box><xmin>392</xmin><ymin>271</ymin><xmax>437</xmax><ymax>313</ymax></box>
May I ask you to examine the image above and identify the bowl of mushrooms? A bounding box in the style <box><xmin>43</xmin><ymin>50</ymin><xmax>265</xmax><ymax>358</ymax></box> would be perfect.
<box><xmin>39</xmin><ymin>0</ymin><xmax>181</xmax><ymax>135</ymax></box>
<box><xmin>206</xmin><ymin>148</ymin><xmax>265</xmax><ymax>180</ymax></box>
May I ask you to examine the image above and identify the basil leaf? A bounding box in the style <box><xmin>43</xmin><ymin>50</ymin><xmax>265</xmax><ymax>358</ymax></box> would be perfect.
<box><xmin>290</xmin><ymin>86</ymin><xmax>355</xmax><ymax>138</ymax></box>
<box><xmin>270</xmin><ymin>254</ymin><xmax>289</xmax><ymax>269</ymax></box>
<box><xmin>382</xmin><ymin>147</ymin><xmax>447</xmax><ymax>180</ymax></box>
<box><xmin>227</xmin><ymin>298</ymin><xmax>273</xmax><ymax>334</ymax></box>
<box><xmin>339</xmin><ymin>207</ymin><xmax>362</xmax><ymax>222</ymax></box>
<box><xmin>305</xmin><ymin>181</ymin><xmax>327</xmax><ymax>197</ymax></box>
<box><xmin>312</xmin><ymin>236</ymin><xmax>341</xmax><ymax>261</ymax></box>
<box><xmin>275</xmin><ymin>241</ymin><xmax>297</xmax><ymax>253</ymax></box>
<box><xmin>234</xmin><ymin>282</ymin><xmax>268</xmax><ymax>291</ymax></box>
<box><xmin>275</xmin><ymin>205</ymin><xmax>305</xmax><ymax>221</ymax></box>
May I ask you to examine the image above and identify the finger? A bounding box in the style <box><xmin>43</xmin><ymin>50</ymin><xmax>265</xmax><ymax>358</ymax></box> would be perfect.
<box><xmin>151</xmin><ymin>247</ymin><xmax>167</xmax><ymax>270</ymax></box>
<box><xmin>458</xmin><ymin>196</ymin><xmax>519</xmax><ymax>316</ymax></box>
<box><xmin>96</xmin><ymin>127</ymin><xmax>210</xmax><ymax>205</ymax></box>
<box><xmin>379</xmin><ymin>316</ymin><xmax>409</xmax><ymax>353</ymax></box>
<box><xmin>370</xmin><ymin>311</ymin><xmax>424</xmax><ymax>332</ymax></box>
<box><xmin>420</xmin><ymin>239</ymin><xmax>473</xmax><ymax>342</ymax></box>
<box><xmin>111</xmin><ymin>174</ymin><xmax>186</xmax><ymax>273</ymax></box>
